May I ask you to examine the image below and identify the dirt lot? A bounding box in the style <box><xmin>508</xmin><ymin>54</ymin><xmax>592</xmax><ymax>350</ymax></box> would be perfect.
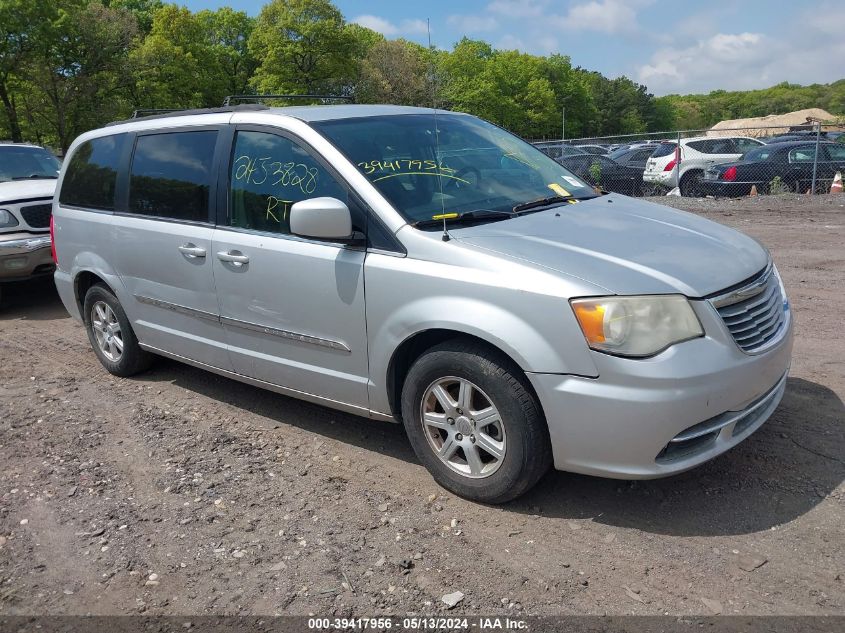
<box><xmin>1</xmin><ymin>194</ymin><xmax>843</xmax><ymax>617</ymax></box>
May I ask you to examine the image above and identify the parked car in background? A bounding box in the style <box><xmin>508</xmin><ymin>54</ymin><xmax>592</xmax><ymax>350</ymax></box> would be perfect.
<box><xmin>572</xmin><ymin>144</ymin><xmax>609</xmax><ymax>155</ymax></box>
<box><xmin>759</xmin><ymin>131</ymin><xmax>844</xmax><ymax>144</ymax></box>
<box><xmin>607</xmin><ymin>144</ymin><xmax>659</xmax><ymax>170</ymax></box>
<box><xmin>0</xmin><ymin>142</ymin><xmax>61</xmax><ymax>303</ymax></box>
<box><xmin>557</xmin><ymin>153</ymin><xmax>644</xmax><ymax>196</ymax></box>
<box><xmin>701</xmin><ymin>141</ymin><xmax>845</xmax><ymax>197</ymax></box>
<box><xmin>536</xmin><ymin>142</ymin><xmax>585</xmax><ymax>161</ymax></box>
<box><xmin>643</xmin><ymin>136</ymin><xmax>764</xmax><ymax>196</ymax></box>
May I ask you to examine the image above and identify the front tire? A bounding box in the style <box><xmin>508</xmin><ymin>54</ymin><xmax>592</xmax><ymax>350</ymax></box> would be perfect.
<box><xmin>83</xmin><ymin>283</ymin><xmax>153</xmax><ymax>377</ymax></box>
<box><xmin>400</xmin><ymin>340</ymin><xmax>552</xmax><ymax>504</ymax></box>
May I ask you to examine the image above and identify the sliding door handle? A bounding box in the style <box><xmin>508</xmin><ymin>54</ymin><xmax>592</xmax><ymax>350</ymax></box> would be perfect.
<box><xmin>217</xmin><ymin>250</ymin><xmax>249</xmax><ymax>266</ymax></box>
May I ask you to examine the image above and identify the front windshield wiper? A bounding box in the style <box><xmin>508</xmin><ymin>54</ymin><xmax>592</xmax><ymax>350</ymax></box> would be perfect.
<box><xmin>512</xmin><ymin>195</ymin><xmax>576</xmax><ymax>214</ymax></box>
<box><xmin>11</xmin><ymin>175</ymin><xmax>58</xmax><ymax>180</ymax></box>
<box><xmin>411</xmin><ymin>209</ymin><xmax>515</xmax><ymax>229</ymax></box>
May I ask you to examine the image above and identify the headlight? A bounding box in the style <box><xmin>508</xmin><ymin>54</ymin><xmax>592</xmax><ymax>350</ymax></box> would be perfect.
<box><xmin>0</xmin><ymin>209</ymin><xmax>19</xmax><ymax>228</ymax></box>
<box><xmin>772</xmin><ymin>264</ymin><xmax>789</xmax><ymax>310</ymax></box>
<box><xmin>570</xmin><ymin>295</ymin><xmax>703</xmax><ymax>357</ymax></box>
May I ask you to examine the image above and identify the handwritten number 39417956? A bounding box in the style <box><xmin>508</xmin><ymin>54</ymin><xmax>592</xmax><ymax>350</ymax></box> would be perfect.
<box><xmin>234</xmin><ymin>155</ymin><xmax>319</xmax><ymax>195</ymax></box>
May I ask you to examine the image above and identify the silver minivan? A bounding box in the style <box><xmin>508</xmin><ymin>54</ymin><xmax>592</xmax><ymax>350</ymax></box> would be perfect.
<box><xmin>52</xmin><ymin>105</ymin><xmax>793</xmax><ymax>503</ymax></box>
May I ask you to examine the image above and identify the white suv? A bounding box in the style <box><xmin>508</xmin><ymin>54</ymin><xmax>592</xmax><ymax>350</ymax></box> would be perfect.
<box><xmin>0</xmin><ymin>142</ymin><xmax>61</xmax><ymax>302</ymax></box>
<box><xmin>644</xmin><ymin>136</ymin><xmax>763</xmax><ymax>196</ymax></box>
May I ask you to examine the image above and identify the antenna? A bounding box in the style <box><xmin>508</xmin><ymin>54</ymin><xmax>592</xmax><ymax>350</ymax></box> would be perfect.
<box><xmin>427</xmin><ymin>18</ymin><xmax>450</xmax><ymax>242</ymax></box>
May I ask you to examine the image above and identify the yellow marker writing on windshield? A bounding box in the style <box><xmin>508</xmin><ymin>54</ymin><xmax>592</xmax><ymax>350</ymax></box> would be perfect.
<box><xmin>548</xmin><ymin>183</ymin><xmax>571</xmax><ymax>197</ymax></box>
<box><xmin>432</xmin><ymin>213</ymin><xmax>459</xmax><ymax>220</ymax></box>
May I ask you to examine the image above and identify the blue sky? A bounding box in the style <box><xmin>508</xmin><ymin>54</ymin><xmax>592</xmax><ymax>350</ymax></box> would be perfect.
<box><xmin>183</xmin><ymin>0</ymin><xmax>842</xmax><ymax>96</ymax></box>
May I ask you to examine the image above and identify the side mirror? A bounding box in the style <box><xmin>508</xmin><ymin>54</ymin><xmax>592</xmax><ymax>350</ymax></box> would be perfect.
<box><xmin>289</xmin><ymin>197</ymin><xmax>352</xmax><ymax>240</ymax></box>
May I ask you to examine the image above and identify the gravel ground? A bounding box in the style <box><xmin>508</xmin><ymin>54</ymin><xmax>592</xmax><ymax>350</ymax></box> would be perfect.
<box><xmin>0</xmin><ymin>193</ymin><xmax>843</xmax><ymax>617</ymax></box>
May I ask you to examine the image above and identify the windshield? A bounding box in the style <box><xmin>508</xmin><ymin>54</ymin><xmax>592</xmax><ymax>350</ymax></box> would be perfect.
<box><xmin>312</xmin><ymin>113</ymin><xmax>597</xmax><ymax>224</ymax></box>
<box><xmin>0</xmin><ymin>145</ymin><xmax>61</xmax><ymax>182</ymax></box>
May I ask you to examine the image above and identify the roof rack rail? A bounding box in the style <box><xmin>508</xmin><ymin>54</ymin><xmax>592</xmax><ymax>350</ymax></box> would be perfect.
<box><xmin>131</xmin><ymin>108</ymin><xmax>183</xmax><ymax>118</ymax></box>
<box><xmin>222</xmin><ymin>94</ymin><xmax>354</xmax><ymax>106</ymax></box>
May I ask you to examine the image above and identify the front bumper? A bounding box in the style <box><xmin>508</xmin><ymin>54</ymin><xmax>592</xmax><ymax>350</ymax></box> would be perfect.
<box><xmin>528</xmin><ymin>298</ymin><xmax>793</xmax><ymax>478</ymax></box>
<box><xmin>0</xmin><ymin>233</ymin><xmax>54</xmax><ymax>282</ymax></box>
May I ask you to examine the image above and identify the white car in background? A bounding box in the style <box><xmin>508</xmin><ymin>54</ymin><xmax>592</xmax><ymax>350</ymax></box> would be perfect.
<box><xmin>0</xmin><ymin>142</ymin><xmax>60</xmax><ymax>303</ymax></box>
<box><xmin>644</xmin><ymin>136</ymin><xmax>764</xmax><ymax>196</ymax></box>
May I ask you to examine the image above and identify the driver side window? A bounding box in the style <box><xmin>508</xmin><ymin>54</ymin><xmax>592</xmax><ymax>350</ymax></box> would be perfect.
<box><xmin>229</xmin><ymin>131</ymin><xmax>346</xmax><ymax>235</ymax></box>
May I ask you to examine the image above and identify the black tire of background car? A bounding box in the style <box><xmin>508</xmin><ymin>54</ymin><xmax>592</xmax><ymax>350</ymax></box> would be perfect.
<box><xmin>680</xmin><ymin>170</ymin><xmax>704</xmax><ymax>197</ymax></box>
<box><xmin>83</xmin><ymin>283</ymin><xmax>154</xmax><ymax>377</ymax></box>
<box><xmin>400</xmin><ymin>339</ymin><xmax>552</xmax><ymax>504</ymax></box>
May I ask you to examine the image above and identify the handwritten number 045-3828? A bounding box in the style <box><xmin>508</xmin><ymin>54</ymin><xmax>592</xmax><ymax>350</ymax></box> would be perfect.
<box><xmin>234</xmin><ymin>155</ymin><xmax>319</xmax><ymax>195</ymax></box>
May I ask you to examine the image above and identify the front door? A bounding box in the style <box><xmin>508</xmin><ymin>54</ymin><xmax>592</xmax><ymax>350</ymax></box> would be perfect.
<box><xmin>211</xmin><ymin>128</ymin><xmax>370</xmax><ymax>410</ymax></box>
<box><xmin>111</xmin><ymin>128</ymin><xmax>232</xmax><ymax>370</ymax></box>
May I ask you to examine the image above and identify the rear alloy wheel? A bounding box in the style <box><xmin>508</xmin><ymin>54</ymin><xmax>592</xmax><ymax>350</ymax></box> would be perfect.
<box><xmin>401</xmin><ymin>340</ymin><xmax>552</xmax><ymax>504</ymax></box>
<box><xmin>83</xmin><ymin>283</ymin><xmax>153</xmax><ymax>377</ymax></box>
<box><xmin>91</xmin><ymin>300</ymin><xmax>124</xmax><ymax>362</ymax></box>
<box><xmin>679</xmin><ymin>170</ymin><xmax>704</xmax><ymax>197</ymax></box>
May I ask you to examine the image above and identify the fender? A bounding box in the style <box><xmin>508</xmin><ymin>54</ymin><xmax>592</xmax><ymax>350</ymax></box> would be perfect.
<box><xmin>367</xmin><ymin>294</ymin><xmax>600</xmax><ymax>415</ymax></box>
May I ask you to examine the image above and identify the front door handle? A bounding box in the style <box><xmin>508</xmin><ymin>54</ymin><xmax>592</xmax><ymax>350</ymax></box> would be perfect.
<box><xmin>178</xmin><ymin>243</ymin><xmax>206</xmax><ymax>258</ymax></box>
<box><xmin>217</xmin><ymin>250</ymin><xmax>249</xmax><ymax>266</ymax></box>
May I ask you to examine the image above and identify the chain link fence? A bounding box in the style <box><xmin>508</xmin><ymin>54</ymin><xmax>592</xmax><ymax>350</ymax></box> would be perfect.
<box><xmin>530</xmin><ymin>122</ymin><xmax>845</xmax><ymax>198</ymax></box>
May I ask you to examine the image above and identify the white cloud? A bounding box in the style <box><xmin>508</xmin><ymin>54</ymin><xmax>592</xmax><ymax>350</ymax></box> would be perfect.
<box><xmin>559</xmin><ymin>0</ymin><xmax>638</xmax><ymax>34</ymax></box>
<box><xmin>637</xmin><ymin>24</ymin><xmax>845</xmax><ymax>95</ymax></box>
<box><xmin>497</xmin><ymin>34</ymin><xmax>526</xmax><ymax>50</ymax></box>
<box><xmin>447</xmin><ymin>14</ymin><xmax>499</xmax><ymax>33</ymax></box>
<box><xmin>351</xmin><ymin>15</ymin><xmax>429</xmax><ymax>37</ymax></box>
<box><xmin>550</xmin><ymin>0</ymin><xmax>655</xmax><ymax>34</ymax></box>
<box><xmin>487</xmin><ymin>0</ymin><xmax>548</xmax><ymax>18</ymax></box>
<box><xmin>351</xmin><ymin>15</ymin><xmax>396</xmax><ymax>35</ymax></box>
<box><xmin>401</xmin><ymin>19</ymin><xmax>430</xmax><ymax>35</ymax></box>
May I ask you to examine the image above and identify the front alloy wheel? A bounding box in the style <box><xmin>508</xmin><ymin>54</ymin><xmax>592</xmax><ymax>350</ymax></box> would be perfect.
<box><xmin>421</xmin><ymin>377</ymin><xmax>506</xmax><ymax>478</ymax></box>
<box><xmin>400</xmin><ymin>340</ymin><xmax>552</xmax><ymax>503</ymax></box>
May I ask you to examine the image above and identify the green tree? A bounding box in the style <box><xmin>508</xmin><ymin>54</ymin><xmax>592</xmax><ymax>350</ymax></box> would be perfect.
<box><xmin>0</xmin><ymin>0</ymin><xmax>59</xmax><ymax>141</ymax></box>
<box><xmin>249</xmin><ymin>0</ymin><xmax>355</xmax><ymax>95</ymax></box>
<box><xmin>439</xmin><ymin>38</ymin><xmax>497</xmax><ymax>121</ymax></box>
<box><xmin>21</xmin><ymin>1</ymin><xmax>138</xmax><ymax>152</ymax></box>
<box><xmin>108</xmin><ymin>0</ymin><xmax>163</xmax><ymax>34</ymax></box>
<box><xmin>196</xmin><ymin>7</ymin><xmax>257</xmax><ymax>99</ymax></box>
<box><xmin>355</xmin><ymin>39</ymin><xmax>431</xmax><ymax>106</ymax></box>
<box><xmin>540</xmin><ymin>54</ymin><xmax>595</xmax><ymax>139</ymax></box>
<box><xmin>129</xmin><ymin>4</ymin><xmax>217</xmax><ymax>109</ymax></box>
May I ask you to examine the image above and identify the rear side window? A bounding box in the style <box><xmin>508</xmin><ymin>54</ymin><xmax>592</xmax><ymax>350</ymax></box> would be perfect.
<box><xmin>60</xmin><ymin>134</ymin><xmax>126</xmax><ymax>210</ymax></box>
<box><xmin>734</xmin><ymin>138</ymin><xmax>763</xmax><ymax>153</ymax></box>
<box><xmin>788</xmin><ymin>146</ymin><xmax>816</xmax><ymax>163</ymax></box>
<box><xmin>129</xmin><ymin>131</ymin><xmax>218</xmax><ymax>222</ymax></box>
<box><xmin>687</xmin><ymin>139</ymin><xmax>735</xmax><ymax>154</ymax></box>
<box><xmin>651</xmin><ymin>143</ymin><xmax>676</xmax><ymax>158</ymax></box>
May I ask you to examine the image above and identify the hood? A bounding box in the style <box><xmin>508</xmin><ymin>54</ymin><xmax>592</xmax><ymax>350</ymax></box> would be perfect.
<box><xmin>0</xmin><ymin>179</ymin><xmax>57</xmax><ymax>202</ymax></box>
<box><xmin>451</xmin><ymin>195</ymin><xmax>769</xmax><ymax>297</ymax></box>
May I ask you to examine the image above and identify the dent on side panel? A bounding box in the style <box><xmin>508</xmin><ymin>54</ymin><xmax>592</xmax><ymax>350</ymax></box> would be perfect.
<box><xmin>363</xmin><ymin>251</ymin><xmax>600</xmax><ymax>414</ymax></box>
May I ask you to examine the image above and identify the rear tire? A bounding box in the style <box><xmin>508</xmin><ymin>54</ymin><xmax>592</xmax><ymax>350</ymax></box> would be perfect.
<box><xmin>83</xmin><ymin>283</ymin><xmax>153</xmax><ymax>377</ymax></box>
<box><xmin>400</xmin><ymin>340</ymin><xmax>552</xmax><ymax>504</ymax></box>
<box><xmin>679</xmin><ymin>170</ymin><xmax>704</xmax><ymax>197</ymax></box>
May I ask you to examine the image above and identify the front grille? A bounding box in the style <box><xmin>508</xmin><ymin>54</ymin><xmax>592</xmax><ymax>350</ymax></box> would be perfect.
<box><xmin>20</xmin><ymin>203</ymin><xmax>52</xmax><ymax>228</ymax></box>
<box><xmin>712</xmin><ymin>267</ymin><xmax>786</xmax><ymax>353</ymax></box>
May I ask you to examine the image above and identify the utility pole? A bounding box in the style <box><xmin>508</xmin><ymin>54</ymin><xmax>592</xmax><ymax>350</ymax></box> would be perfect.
<box><xmin>562</xmin><ymin>107</ymin><xmax>566</xmax><ymax>142</ymax></box>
